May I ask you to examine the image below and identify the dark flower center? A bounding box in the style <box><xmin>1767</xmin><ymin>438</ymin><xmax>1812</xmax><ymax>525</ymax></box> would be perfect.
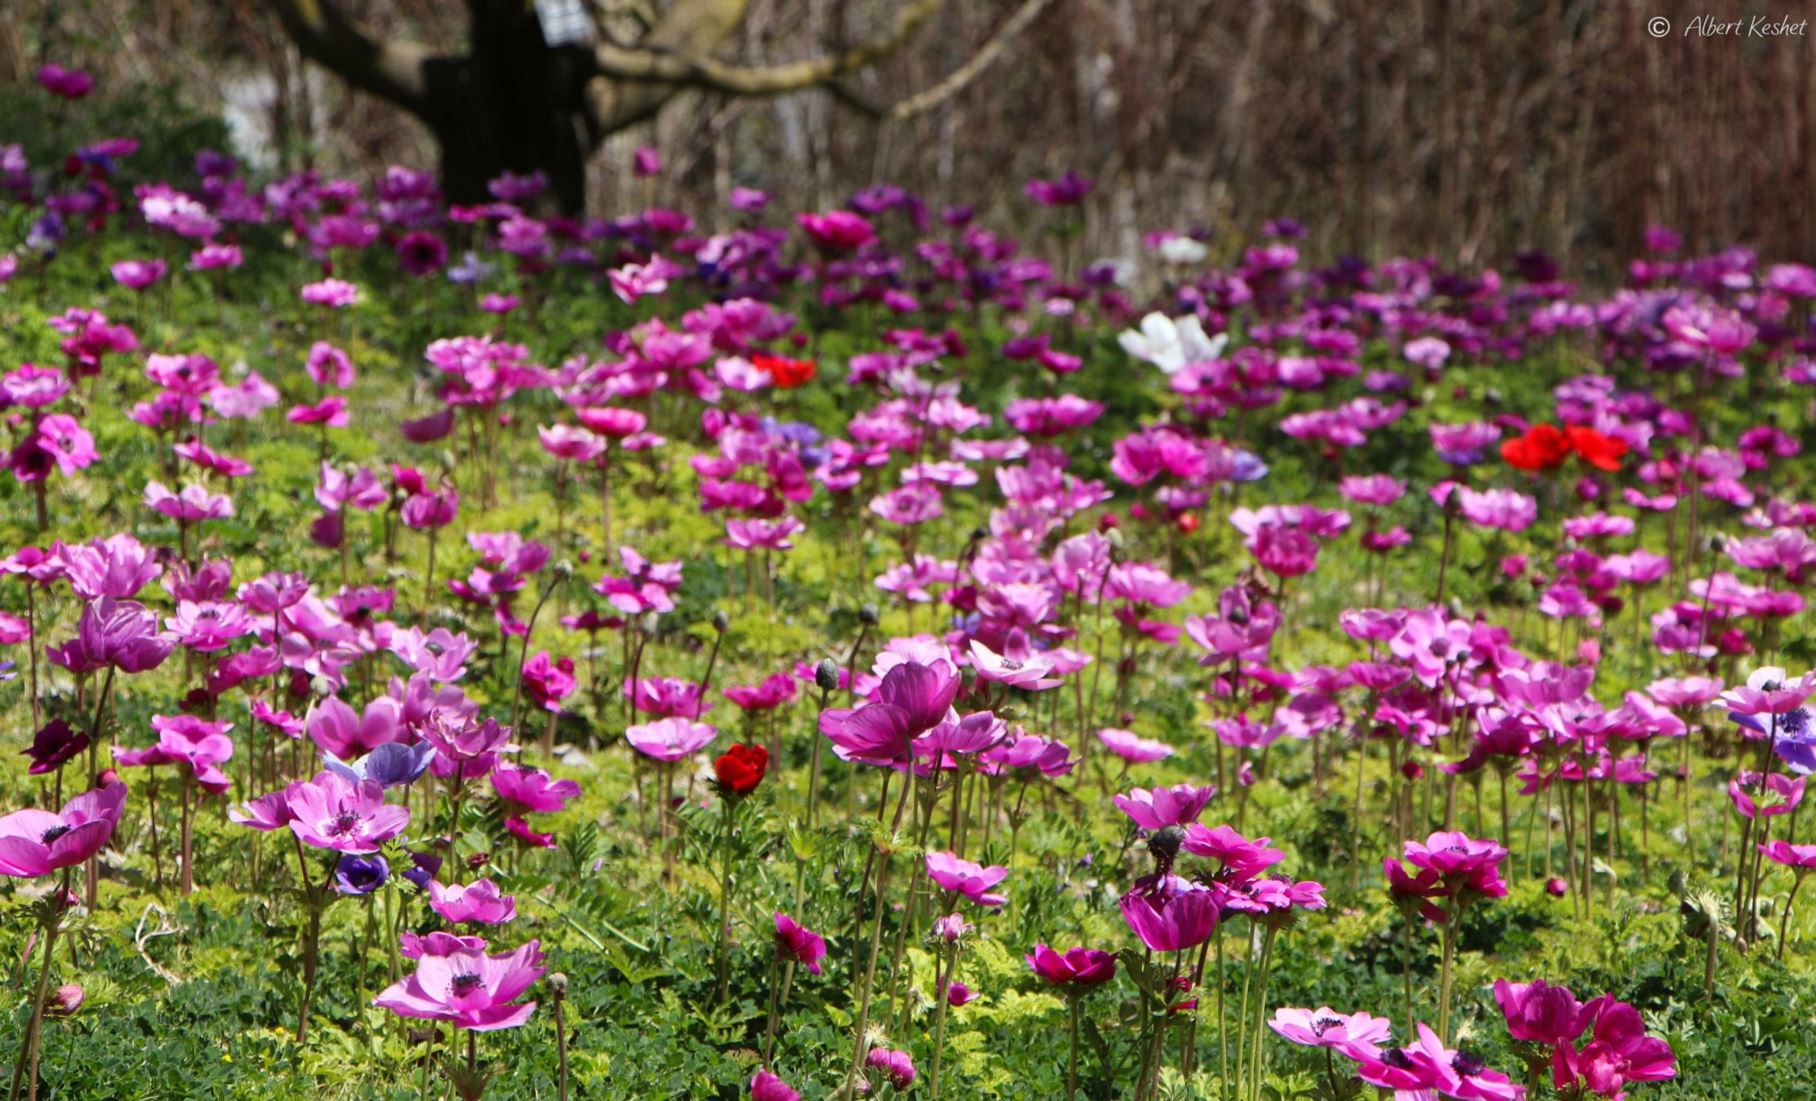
<box><xmin>1783</xmin><ymin>709</ymin><xmax>1810</xmax><ymax>736</ymax></box>
<box><xmin>330</xmin><ymin>812</ymin><xmax>360</xmax><ymax>836</ymax></box>
<box><xmin>1453</xmin><ymin>1052</ymin><xmax>1486</xmax><ymax>1076</ymax></box>
<box><xmin>449</xmin><ymin>973</ymin><xmax>484</xmax><ymax>997</ymax></box>
<box><xmin>1311</xmin><ymin>1016</ymin><xmax>1343</xmax><ymax>1037</ymax></box>
<box><xmin>1381</xmin><ymin>1048</ymin><xmax>1415</xmax><ymax>1070</ymax></box>
<box><xmin>39</xmin><ymin>825</ymin><xmax>71</xmax><ymax>844</ymax></box>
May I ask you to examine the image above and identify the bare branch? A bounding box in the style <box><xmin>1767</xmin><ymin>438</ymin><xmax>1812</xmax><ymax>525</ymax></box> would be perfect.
<box><xmin>885</xmin><ymin>0</ymin><xmax>1053</xmax><ymax>121</ymax></box>
<box><xmin>266</xmin><ymin>0</ymin><xmax>436</xmax><ymax>116</ymax></box>
<box><xmin>592</xmin><ymin>0</ymin><xmax>947</xmax><ymax>96</ymax></box>
<box><xmin>583</xmin><ymin>0</ymin><xmax>751</xmax><ymax>135</ymax></box>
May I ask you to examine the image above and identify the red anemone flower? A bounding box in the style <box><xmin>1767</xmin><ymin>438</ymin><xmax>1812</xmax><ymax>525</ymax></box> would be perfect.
<box><xmin>1500</xmin><ymin>424</ymin><xmax>1571</xmax><ymax>471</ymax></box>
<box><xmin>1565</xmin><ymin>425</ymin><xmax>1629</xmax><ymax>471</ymax></box>
<box><xmin>752</xmin><ymin>354</ymin><xmax>816</xmax><ymax>389</ymax></box>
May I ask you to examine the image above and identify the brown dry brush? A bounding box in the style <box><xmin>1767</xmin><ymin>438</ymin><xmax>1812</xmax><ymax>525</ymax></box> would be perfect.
<box><xmin>5</xmin><ymin>0</ymin><xmax>1814</xmax><ymax>269</ymax></box>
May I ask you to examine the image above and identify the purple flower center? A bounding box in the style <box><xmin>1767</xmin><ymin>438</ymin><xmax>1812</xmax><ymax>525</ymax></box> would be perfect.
<box><xmin>39</xmin><ymin>824</ymin><xmax>71</xmax><ymax>844</ymax></box>
<box><xmin>1381</xmin><ymin>1048</ymin><xmax>1415</xmax><ymax>1070</ymax></box>
<box><xmin>449</xmin><ymin>973</ymin><xmax>484</xmax><ymax>997</ymax></box>
<box><xmin>1453</xmin><ymin>1052</ymin><xmax>1486</xmax><ymax>1076</ymax></box>
<box><xmin>329</xmin><ymin>811</ymin><xmax>361</xmax><ymax>837</ymax></box>
<box><xmin>1310</xmin><ymin>1015</ymin><xmax>1342</xmax><ymax>1037</ymax></box>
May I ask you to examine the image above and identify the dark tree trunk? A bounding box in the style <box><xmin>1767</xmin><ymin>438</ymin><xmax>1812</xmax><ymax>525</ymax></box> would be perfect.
<box><xmin>423</xmin><ymin>3</ymin><xmax>595</xmax><ymax>213</ymax></box>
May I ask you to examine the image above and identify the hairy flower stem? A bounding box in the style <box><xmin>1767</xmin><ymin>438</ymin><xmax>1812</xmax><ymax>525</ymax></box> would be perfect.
<box><xmin>179</xmin><ymin>777</ymin><xmax>195</xmax><ymax>895</ymax></box>
<box><xmin>1401</xmin><ymin>917</ymin><xmax>1416</xmax><ymax>1033</ymax></box>
<box><xmin>842</xmin><ymin>856</ymin><xmax>894</xmax><ymax>1091</ymax></box>
<box><xmin>553</xmin><ymin>981</ymin><xmax>569</xmax><ymax>1101</ymax></box>
<box><xmin>927</xmin><ymin>941</ymin><xmax>955</xmax><ymax>1098</ymax></box>
<box><xmin>714</xmin><ymin>797</ymin><xmax>738</xmax><ymax>1006</ymax></box>
<box><xmin>806</xmin><ymin>681</ymin><xmax>832</xmax><ymax>828</ymax></box>
<box><xmin>1248</xmin><ymin>927</ymin><xmax>1279</xmax><ymax>1101</ymax></box>
<box><xmin>1437</xmin><ymin>901</ymin><xmax>1464</xmax><ymax>1043</ymax></box>
<box><xmin>508</xmin><ymin>572</ymin><xmax>565</xmax><ymax>741</ymax></box>
<box><xmin>1066</xmin><ymin>995</ymin><xmax>1082</xmax><ymax>1101</ymax></box>
<box><xmin>597</xmin><ymin>452</ymin><xmax>613</xmax><ymax>564</ymax></box>
<box><xmin>8</xmin><ymin>868</ymin><xmax>70</xmax><ymax>1101</ymax></box>
<box><xmin>422</xmin><ymin>527</ymin><xmax>438</xmax><ymax>624</ymax></box>
<box><xmin>760</xmin><ymin>953</ymin><xmax>782</xmax><ymax>1066</ymax></box>
<box><xmin>1773</xmin><ymin>868</ymin><xmax>1806</xmax><ymax>961</ymax></box>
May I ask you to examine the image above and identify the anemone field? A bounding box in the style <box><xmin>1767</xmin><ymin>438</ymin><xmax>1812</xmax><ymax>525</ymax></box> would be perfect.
<box><xmin>1</xmin><ymin>61</ymin><xmax>1815</xmax><ymax>1101</ymax></box>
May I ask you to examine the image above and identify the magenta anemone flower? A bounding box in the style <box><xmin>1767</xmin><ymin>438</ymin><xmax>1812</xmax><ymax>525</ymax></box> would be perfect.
<box><xmin>1113</xmin><ymin>784</ymin><xmax>1218</xmax><ymax>830</ymax></box>
<box><xmin>968</xmin><ymin>629</ymin><xmax>1061</xmax><ymax>690</ymax></box>
<box><xmin>284</xmin><ymin>772</ymin><xmax>410</xmax><ymax>853</ymax></box>
<box><xmin>57</xmin><ymin>533</ymin><xmax>161</xmax><ymax>599</ymax></box>
<box><xmin>113</xmin><ymin>715</ymin><xmax>235</xmax><ymax>793</ymax></box>
<box><xmin>144</xmin><ymin>481</ymin><xmax>233</xmax><ymax>522</ymax></box>
<box><xmin>520</xmin><ymin>651</ymin><xmax>577</xmax><ymax>712</ymax></box>
<box><xmin>400</xmin><ymin>931</ymin><xmax>491</xmax><ymax>960</ymax></box>
<box><xmin>1024</xmin><ymin>945</ymin><xmax>1117</xmax><ymax>988</ymax></box>
<box><xmin>864</xmin><ymin>1047</ymin><xmax>916</xmax><ymax>1090</ymax></box>
<box><xmin>796</xmin><ymin>210</ymin><xmax>876</xmax><ymax>251</ymax></box>
<box><xmin>626</xmin><ymin>717</ymin><xmax>717</xmax><ymax>762</ymax></box>
<box><xmin>819</xmin><ymin>659</ymin><xmax>961</xmax><ymax>766</ymax></box>
<box><xmin>490</xmin><ymin>764</ymin><xmax>580</xmax><ymax>816</ymax></box>
<box><xmin>1759</xmin><ymin>840</ymin><xmax>1816</xmax><ymax>869</ymax></box>
<box><xmin>1118</xmin><ymin>880</ymin><xmax>1219</xmax><ymax>952</ymax></box>
<box><xmin>389</xmin><ymin>628</ymin><xmax>477</xmax><ymax>683</ymax></box>
<box><xmin>750</xmin><ymin>1070</ymin><xmax>800</xmax><ymax>1101</ymax></box>
<box><xmin>0</xmin><ymin>782</ymin><xmax>127</xmax><ymax>877</ymax></box>
<box><xmin>306</xmin><ymin>695</ymin><xmax>403</xmax><ymax>761</ymax></box>
<box><xmin>1355</xmin><ymin>1022</ymin><xmax>1523</xmax><ymax>1099</ymax></box>
<box><xmin>374</xmin><ymin>938</ymin><xmax>543</xmax><ymax>1031</ymax></box>
<box><xmin>1552</xmin><ymin>1001</ymin><xmax>1675</xmax><ymax>1096</ymax></box>
<box><xmin>428</xmin><ymin>878</ymin><xmax>518</xmax><ymax>925</ymax></box>
<box><xmin>46</xmin><ymin>597</ymin><xmax>173</xmax><ymax>674</ymax></box>
<box><xmin>229</xmin><ymin>790</ymin><xmax>297</xmax><ymax>832</ymax></box>
<box><xmin>1096</xmin><ymin>728</ymin><xmax>1174</xmax><ymax>763</ymax></box>
<box><xmin>1492</xmin><ymin>979</ymin><xmax>1598</xmax><ymax>1047</ymax></box>
<box><xmin>773</xmin><ymin>912</ymin><xmax>827</xmax><ymax>975</ymax></box>
<box><xmin>723</xmin><ymin>673</ymin><xmax>798</xmax><ymax>712</ymax></box>
<box><xmin>925</xmin><ymin>850</ymin><xmax>1009</xmax><ymax>907</ymax></box>
<box><xmin>1728</xmin><ymin>772</ymin><xmax>1804</xmax><ymax>819</ymax></box>
<box><xmin>21</xmin><ymin>720</ymin><xmax>88</xmax><ymax>776</ymax></box>
<box><xmin>1180</xmin><ymin>824</ymin><xmax>1286</xmax><ymax>881</ymax></box>
<box><xmin>1268</xmin><ymin>1007</ymin><xmax>1393</xmax><ymax>1060</ymax></box>
<box><xmin>1401</xmin><ymin>830</ymin><xmax>1509</xmax><ymax>905</ymax></box>
<box><xmin>1721</xmin><ymin>666</ymin><xmax>1816</xmax><ymax>715</ymax></box>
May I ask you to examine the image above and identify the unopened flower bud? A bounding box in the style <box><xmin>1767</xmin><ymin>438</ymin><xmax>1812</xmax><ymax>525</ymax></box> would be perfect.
<box><xmin>712</xmin><ymin>610</ymin><xmax>730</xmax><ymax>633</ymax></box>
<box><xmin>548</xmin><ymin>972</ymin><xmax>569</xmax><ymax>995</ymax></box>
<box><xmin>814</xmin><ymin>659</ymin><xmax>840</xmax><ymax>692</ymax></box>
<box><xmin>1148</xmin><ymin>825</ymin><xmax>1185</xmax><ymax>866</ymax></box>
<box><xmin>45</xmin><ymin>984</ymin><xmax>82</xmax><ymax>1018</ymax></box>
<box><xmin>859</xmin><ymin>604</ymin><xmax>880</xmax><ymax>626</ymax></box>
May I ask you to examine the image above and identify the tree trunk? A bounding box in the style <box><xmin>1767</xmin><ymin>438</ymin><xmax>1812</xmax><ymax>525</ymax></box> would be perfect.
<box><xmin>423</xmin><ymin>4</ymin><xmax>594</xmax><ymax>212</ymax></box>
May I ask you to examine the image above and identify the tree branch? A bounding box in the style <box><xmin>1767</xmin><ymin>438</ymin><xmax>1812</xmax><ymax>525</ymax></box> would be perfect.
<box><xmin>591</xmin><ymin>0</ymin><xmax>947</xmax><ymax>96</ymax></box>
<box><xmin>266</xmin><ymin>0</ymin><xmax>436</xmax><ymax>116</ymax></box>
<box><xmin>884</xmin><ymin>0</ymin><xmax>1053</xmax><ymax>121</ymax></box>
<box><xmin>583</xmin><ymin>0</ymin><xmax>751</xmax><ymax>135</ymax></box>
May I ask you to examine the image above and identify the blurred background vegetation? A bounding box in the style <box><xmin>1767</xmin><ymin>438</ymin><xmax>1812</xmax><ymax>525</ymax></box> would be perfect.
<box><xmin>3</xmin><ymin>0</ymin><xmax>1814</xmax><ymax>279</ymax></box>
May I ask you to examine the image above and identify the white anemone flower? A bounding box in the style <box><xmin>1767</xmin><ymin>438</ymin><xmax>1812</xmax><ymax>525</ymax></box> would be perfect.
<box><xmin>1117</xmin><ymin>312</ymin><xmax>1228</xmax><ymax>375</ymax></box>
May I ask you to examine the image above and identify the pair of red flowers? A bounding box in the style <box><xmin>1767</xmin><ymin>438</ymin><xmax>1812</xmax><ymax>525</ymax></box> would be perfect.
<box><xmin>1501</xmin><ymin>423</ymin><xmax>1627</xmax><ymax>472</ymax></box>
<box><xmin>713</xmin><ymin>743</ymin><xmax>769</xmax><ymax>795</ymax></box>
